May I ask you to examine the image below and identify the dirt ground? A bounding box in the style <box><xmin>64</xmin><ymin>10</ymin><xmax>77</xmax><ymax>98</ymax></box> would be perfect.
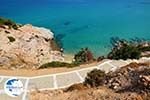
<box><xmin>29</xmin><ymin>86</ymin><xmax>145</xmax><ymax>100</ymax></box>
<box><xmin>0</xmin><ymin>60</ymin><xmax>107</xmax><ymax>77</ymax></box>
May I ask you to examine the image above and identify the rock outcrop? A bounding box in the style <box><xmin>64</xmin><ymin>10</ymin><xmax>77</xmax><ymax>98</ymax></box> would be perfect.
<box><xmin>0</xmin><ymin>24</ymin><xmax>64</xmax><ymax>69</ymax></box>
<box><xmin>140</xmin><ymin>75</ymin><xmax>150</xmax><ymax>88</ymax></box>
<box><xmin>102</xmin><ymin>62</ymin><xmax>150</xmax><ymax>96</ymax></box>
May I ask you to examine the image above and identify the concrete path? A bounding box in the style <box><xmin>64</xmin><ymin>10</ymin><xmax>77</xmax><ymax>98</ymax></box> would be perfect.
<box><xmin>0</xmin><ymin>57</ymin><xmax>150</xmax><ymax>100</ymax></box>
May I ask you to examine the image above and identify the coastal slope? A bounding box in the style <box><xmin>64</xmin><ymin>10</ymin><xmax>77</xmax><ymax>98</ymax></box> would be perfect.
<box><xmin>0</xmin><ymin>24</ymin><xmax>64</xmax><ymax>69</ymax></box>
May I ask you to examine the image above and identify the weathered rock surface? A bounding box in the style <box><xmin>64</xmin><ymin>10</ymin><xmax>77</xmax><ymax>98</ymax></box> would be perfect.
<box><xmin>140</xmin><ymin>75</ymin><xmax>150</xmax><ymax>88</ymax></box>
<box><xmin>104</xmin><ymin>62</ymin><xmax>150</xmax><ymax>92</ymax></box>
<box><xmin>0</xmin><ymin>24</ymin><xmax>64</xmax><ymax>69</ymax></box>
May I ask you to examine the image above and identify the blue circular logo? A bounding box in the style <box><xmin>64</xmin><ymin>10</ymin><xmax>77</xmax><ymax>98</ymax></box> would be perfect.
<box><xmin>4</xmin><ymin>77</ymin><xmax>23</xmax><ymax>97</ymax></box>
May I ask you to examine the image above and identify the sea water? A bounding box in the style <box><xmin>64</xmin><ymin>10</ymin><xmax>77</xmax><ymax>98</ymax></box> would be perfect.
<box><xmin>0</xmin><ymin>0</ymin><xmax>150</xmax><ymax>57</ymax></box>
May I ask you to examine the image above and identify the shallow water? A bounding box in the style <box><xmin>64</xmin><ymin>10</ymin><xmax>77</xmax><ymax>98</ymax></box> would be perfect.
<box><xmin>0</xmin><ymin>0</ymin><xmax>150</xmax><ymax>57</ymax></box>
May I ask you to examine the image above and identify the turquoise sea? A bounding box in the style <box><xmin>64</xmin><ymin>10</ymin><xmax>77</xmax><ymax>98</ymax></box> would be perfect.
<box><xmin>0</xmin><ymin>0</ymin><xmax>150</xmax><ymax>57</ymax></box>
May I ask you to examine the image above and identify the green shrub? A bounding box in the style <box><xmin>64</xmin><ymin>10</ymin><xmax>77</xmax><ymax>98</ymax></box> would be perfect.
<box><xmin>12</xmin><ymin>24</ymin><xmax>18</xmax><ymax>30</ymax></box>
<box><xmin>140</xmin><ymin>46</ymin><xmax>150</xmax><ymax>52</ymax></box>
<box><xmin>0</xmin><ymin>17</ymin><xmax>19</xmax><ymax>30</ymax></box>
<box><xmin>108</xmin><ymin>38</ymin><xmax>141</xmax><ymax>60</ymax></box>
<box><xmin>7</xmin><ymin>36</ymin><xmax>15</xmax><ymax>42</ymax></box>
<box><xmin>84</xmin><ymin>69</ymin><xmax>106</xmax><ymax>87</ymax></box>
<box><xmin>97</xmin><ymin>56</ymin><xmax>105</xmax><ymax>62</ymax></box>
<box><xmin>39</xmin><ymin>61</ymin><xmax>79</xmax><ymax>69</ymax></box>
<box><xmin>74</xmin><ymin>48</ymin><xmax>94</xmax><ymax>64</ymax></box>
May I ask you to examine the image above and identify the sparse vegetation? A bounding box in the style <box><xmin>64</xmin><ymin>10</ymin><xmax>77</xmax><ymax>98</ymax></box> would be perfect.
<box><xmin>97</xmin><ymin>56</ymin><xmax>105</xmax><ymax>62</ymax></box>
<box><xmin>66</xmin><ymin>83</ymin><xmax>87</xmax><ymax>92</ymax></box>
<box><xmin>39</xmin><ymin>48</ymin><xmax>95</xmax><ymax>69</ymax></box>
<box><xmin>39</xmin><ymin>61</ymin><xmax>79</xmax><ymax>69</ymax></box>
<box><xmin>74</xmin><ymin>48</ymin><xmax>94</xmax><ymax>64</ymax></box>
<box><xmin>7</xmin><ymin>36</ymin><xmax>15</xmax><ymax>42</ymax></box>
<box><xmin>107</xmin><ymin>37</ymin><xmax>150</xmax><ymax>60</ymax></box>
<box><xmin>0</xmin><ymin>17</ymin><xmax>20</xmax><ymax>30</ymax></box>
<box><xmin>140</xmin><ymin>46</ymin><xmax>150</xmax><ymax>52</ymax></box>
<box><xmin>84</xmin><ymin>69</ymin><xmax>106</xmax><ymax>87</ymax></box>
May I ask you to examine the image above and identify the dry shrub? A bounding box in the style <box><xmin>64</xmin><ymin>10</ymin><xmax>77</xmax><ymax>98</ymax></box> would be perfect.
<box><xmin>66</xmin><ymin>83</ymin><xmax>87</xmax><ymax>92</ymax></box>
<box><xmin>125</xmin><ymin>62</ymin><xmax>149</xmax><ymax>68</ymax></box>
<box><xmin>84</xmin><ymin>69</ymin><xmax>106</xmax><ymax>87</ymax></box>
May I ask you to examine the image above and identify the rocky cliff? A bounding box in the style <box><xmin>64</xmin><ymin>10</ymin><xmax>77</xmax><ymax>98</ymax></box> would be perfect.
<box><xmin>0</xmin><ymin>24</ymin><xmax>64</xmax><ymax>69</ymax></box>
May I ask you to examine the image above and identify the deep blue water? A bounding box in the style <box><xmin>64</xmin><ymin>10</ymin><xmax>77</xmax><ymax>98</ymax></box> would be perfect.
<box><xmin>0</xmin><ymin>0</ymin><xmax>150</xmax><ymax>57</ymax></box>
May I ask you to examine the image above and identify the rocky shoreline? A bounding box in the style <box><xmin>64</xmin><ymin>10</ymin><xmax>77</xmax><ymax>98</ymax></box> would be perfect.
<box><xmin>0</xmin><ymin>24</ymin><xmax>64</xmax><ymax>69</ymax></box>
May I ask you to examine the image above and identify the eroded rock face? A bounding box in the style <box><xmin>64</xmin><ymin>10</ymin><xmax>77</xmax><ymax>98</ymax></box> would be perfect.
<box><xmin>140</xmin><ymin>75</ymin><xmax>150</xmax><ymax>88</ymax></box>
<box><xmin>104</xmin><ymin>63</ymin><xmax>150</xmax><ymax>92</ymax></box>
<box><xmin>0</xmin><ymin>24</ymin><xmax>64</xmax><ymax>69</ymax></box>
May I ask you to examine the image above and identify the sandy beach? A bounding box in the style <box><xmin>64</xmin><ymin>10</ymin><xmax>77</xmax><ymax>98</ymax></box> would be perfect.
<box><xmin>63</xmin><ymin>54</ymin><xmax>74</xmax><ymax>63</ymax></box>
